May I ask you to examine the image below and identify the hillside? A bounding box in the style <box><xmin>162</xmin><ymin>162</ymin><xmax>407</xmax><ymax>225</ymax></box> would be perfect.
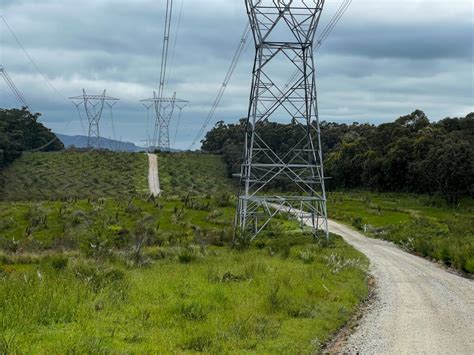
<box><xmin>0</xmin><ymin>151</ymin><xmax>148</xmax><ymax>201</ymax></box>
<box><xmin>0</xmin><ymin>151</ymin><xmax>232</xmax><ymax>201</ymax></box>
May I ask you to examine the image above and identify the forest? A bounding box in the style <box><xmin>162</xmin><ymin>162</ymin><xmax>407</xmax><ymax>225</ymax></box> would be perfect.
<box><xmin>0</xmin><ymin>107</ymin><xmax>64</xmax><ymax>169</ymax></box>
<box><xmin>201</xmin><ymin>110</ymin><xmax>474</xmax><ymax>205</ymax></box>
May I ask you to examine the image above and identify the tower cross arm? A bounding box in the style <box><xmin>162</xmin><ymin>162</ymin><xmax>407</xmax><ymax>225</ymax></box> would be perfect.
<box><xmin>140</xmin><ymin>97</ymin><xmax>189</xmax><ymax>104</ymax></box>
<box><xmin>68</xmin><ymin>95</ymin><xmax>120</xmax><ymax>101</ymax></box>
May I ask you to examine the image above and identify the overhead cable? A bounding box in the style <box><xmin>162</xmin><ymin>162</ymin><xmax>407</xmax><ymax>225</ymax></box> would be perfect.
<box><xmin>189</xmin><ymin>22</ymin><xmax>251</xmax><ymax>149</ymax></box>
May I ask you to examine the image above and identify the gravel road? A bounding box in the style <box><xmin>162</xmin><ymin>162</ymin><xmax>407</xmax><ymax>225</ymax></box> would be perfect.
<box><xmin>327</xmin><ymin>219</ymin><xmax>474</xmax><ymax>354</ymax></box>
<box><xmin>147</xmin><ymin>153</ymin><xmax>160</xmax><ymax>197</ymax></box>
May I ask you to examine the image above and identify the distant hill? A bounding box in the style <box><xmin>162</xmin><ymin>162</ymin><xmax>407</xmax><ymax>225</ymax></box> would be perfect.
<box><xmin>56</xmin><ymin>134</ymin><xmax>184</xmax><ymax>152</ymax></box>
<box><xmin>56</xmin><ymin>134</ymin><xmax>145</xmax><ymax>152</ymax></box>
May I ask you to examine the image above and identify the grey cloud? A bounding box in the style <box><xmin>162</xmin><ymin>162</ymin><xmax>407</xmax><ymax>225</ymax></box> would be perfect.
<box><xmin>0</xmin><ymin>0</ymin><xmax>472</xmax><ymax>149</ymax></box>
<box><xmin>325</xmin><ymin>24</ymin><xmax>473</xmax><ymax>60</ymax></box>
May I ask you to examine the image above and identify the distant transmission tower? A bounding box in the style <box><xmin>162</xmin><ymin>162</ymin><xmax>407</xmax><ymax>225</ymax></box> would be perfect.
<box><xmin>69</xmin><ymin>89</ymin><xmax>119</xmax><ymax>149</ymax></box>
<box><xmin>235</xmin><ymin>0</ymin><xmax>329</xmax><ymax>240</ymax></box>
<box><xmin>141</xmin><ymin>92</ymin><xmax>188</xmax><ymax>151</ymax></box>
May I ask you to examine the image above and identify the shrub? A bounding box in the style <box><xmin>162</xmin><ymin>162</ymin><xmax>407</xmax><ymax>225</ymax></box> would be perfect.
<box><xmin>299</xmin><ymin>249</ymin><xmax>315</xmax><ymax>264</ymax></box>
<box><xmin>266</xmin><ymin>283</ymin><xmax>288</xmax><ymax>312</ymax></box>
<box><xmin>214</xmin><ymin>192</ymin><xmax>232</xmax><ymax>207</ymax></box>
<box><xmin>181</xmin><ymin>334</ymin><xmax>213</xmax><ymax>352</ymax></box>
<box><xmin>463</xmin><ymin>258</ymin><xmax>474</xmax><ymax>274</ymax></box>
<box><xmin>177</xmin><ymin>301</ymin><xmax>208</xmax><ymax>321</ymax></box>
<box><xmin>351</xmin><ymin>216</ymin><xmax>364</xmax><ymax>230</ymax></box>
<box><xmin>178</xmin><ymin>246</ymin><xmax>196</xmax><ymax>264</ymax></box>
<box><xmin>0</xmin><ymin>237</ymin><xmax>18</xmax><ymax>253</ymax></box>
<box><xmin>70</xmin><ymin>259</ymin><xmax>126</xmax><ymax>292</ymax></box>
<box><xmin>49</xmin><ymin>254</ymin><xmax>69</xmax><ymax>270</ymax></box>
<box><xmin>0</xmin><ymin>332</ymin><xmax>19</xmax><ymax>354</ymax></box>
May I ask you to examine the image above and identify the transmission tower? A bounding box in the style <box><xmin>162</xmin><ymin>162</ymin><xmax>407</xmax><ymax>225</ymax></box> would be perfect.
<box><xmin>141</xmin><ymin>92</ymin><xmax>188</xmax><ymax>151</ymax></box>
<box><xmin>235</xmin><ymin>0</ymin><xmax>329</xmax><ymax>241</ymax></box>
<box><xmin>69</xmin><ymin>89</ymin><xmax>119</xmax><ymax>149</ymax></box>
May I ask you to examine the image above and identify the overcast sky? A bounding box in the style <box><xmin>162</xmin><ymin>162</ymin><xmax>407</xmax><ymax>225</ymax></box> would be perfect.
<box><xmin>1</xmin><ymin>0</ymin><xmax>473</xmax><ymax>149</ymax></box>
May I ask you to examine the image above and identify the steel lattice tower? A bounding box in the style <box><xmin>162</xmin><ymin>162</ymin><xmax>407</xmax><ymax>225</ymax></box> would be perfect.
<box><xmin>141</xmin><ymin>92</ymin><xmax>188</xmax><ymax>151</ymax></box>
<box><xmin>69</xmin><ymin>89</ymin><xmax>119</xmax><ymax>149</ymax></box>
<box><xmin>235</xmin><ymin>0</ymin><xmax>329</xmax><ymax>241</ymax></box>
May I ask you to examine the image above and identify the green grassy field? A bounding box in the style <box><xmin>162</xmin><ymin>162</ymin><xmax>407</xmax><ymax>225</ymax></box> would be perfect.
<box><xmin>0</xmin><ymin>151</ymin><xmax>234</xmax><ymax>201</ymax></box>
<box><xmin>158</xmin><ymin>152</ymin><xmax>235</xmax><ymax>196</ymax></box>
<box><xmin>0</xmin><ymin>151</ymin><xmax>148</xmax><ymax>201</ymax></box>
<box><xmin>328</xmin><ymin>191</ymin><xmax>474</xmax><ymax>274</ymax></box>
<box><xmin>0</xmin><ymin>151</ymin><xmax>369</xmax><ymax>353</ymax></box>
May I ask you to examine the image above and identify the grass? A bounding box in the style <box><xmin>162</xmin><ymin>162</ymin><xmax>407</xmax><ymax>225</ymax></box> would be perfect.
<box><xmin>0</xmin><ymin>151</ymin><xmax>148</xmax><ymax>201</ymax></box>
<box><xmin>0</xmin><ymin>151</ymin><xmax>369</xmax><ymax>353</ymax></box>
<box><xmin>328</xmin><ymin>191</ymin><xmax>474</xmax><ymax>274</ymax></box>
<box><xmin>0</xmin><ymin>151</ymin><xmax>234</xmax><ymax>201</ymax></box>
<box><xmin>157</xmin><ymin>152</ymin><xmax>236</xmax><ymax>196</ymax></box>
<box><xmin>0</xmin><ymin>233</ymin><xmax>368</xmax><ymax>353</ymax></box>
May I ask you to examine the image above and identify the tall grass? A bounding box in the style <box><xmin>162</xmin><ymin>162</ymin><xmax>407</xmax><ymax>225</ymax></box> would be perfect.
<box><xmin>328</xmin><ymin>191</ymin><xmax>474</xmax><ymax>274</ymax></box>
<box><xmin>0</xmin><ymin>233</ymin><xmax>368</xmax><ymax>353</ymax></box>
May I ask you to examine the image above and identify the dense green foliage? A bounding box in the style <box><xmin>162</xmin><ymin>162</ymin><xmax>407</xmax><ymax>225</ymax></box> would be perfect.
<box><xmin>202</xmin><ymin>110</ymin><xmax>474</xmax><ymax>204</ymax></box>
<box><xmin>328</xmin><ymin>191</ymin><xmax>474</xmax><ymax>274</ymax></box>
<box><xmin>0</xmin><ymin>108</ymin><xmax>63</xmax><ymax>169</ymax></box>
<box><xmin>0</xmin><ymin>151</ymin><xmax>369</xmax><ymax>352</ymax></box>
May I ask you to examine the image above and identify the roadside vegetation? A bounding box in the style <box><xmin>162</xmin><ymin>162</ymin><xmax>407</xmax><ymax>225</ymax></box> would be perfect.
<box><xmin>203</xmin><ymin>110</ymin><xmax>473</xmax><ymax>205</ymax></box>
<box><xmin>0</xmin><ymin>150</ymin><xmax>368</xmax><ymax>353</ymax></box>
<box><xmin>202</xmin><ymin>110</ymin><xmax>473</xmax><ymax>274</ymax></box>
<box><xmin>328</xmin><ymin>191</ymin><xmax>474</xmax><ymax>274</ymax></box>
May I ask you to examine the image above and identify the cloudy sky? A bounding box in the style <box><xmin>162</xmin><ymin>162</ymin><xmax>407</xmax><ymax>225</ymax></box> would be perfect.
<box><xmin>1</xmin><ymin>0</ymin><xmax>473</xmax><ymax>149</ymax></box>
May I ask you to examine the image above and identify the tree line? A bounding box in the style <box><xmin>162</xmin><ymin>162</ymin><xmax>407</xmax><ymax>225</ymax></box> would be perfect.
<box><xmin>0</xmin><ymin>107</ymin><xmax>64</xmax><ymax>169</ymax></box>
<box><xmin>201</xmin><ymin>110</ymin><xmax>474</xmax><ymax>205</ymax></box>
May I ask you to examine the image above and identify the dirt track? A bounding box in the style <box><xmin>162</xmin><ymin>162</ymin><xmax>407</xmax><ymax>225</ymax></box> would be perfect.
<box><xmin>326</xmin><ymin>220</ymin><xmax>474</xmax><ymax>354</ymax></box>
<box><xmin>147</xmin><ymin>153</ymin><xmax>160</xmax><ymax>197</ymax></box>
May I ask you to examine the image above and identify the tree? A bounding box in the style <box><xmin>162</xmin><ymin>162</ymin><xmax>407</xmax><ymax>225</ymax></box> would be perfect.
<box><xmin>201</xmin><ymin>111</ymin><xmax>474</xmax><ymax>204</ymax></box>
<box><xmin>0</xmin><ymin>107</ymin><xmax>64</xmax><ymax>169</ymax></box>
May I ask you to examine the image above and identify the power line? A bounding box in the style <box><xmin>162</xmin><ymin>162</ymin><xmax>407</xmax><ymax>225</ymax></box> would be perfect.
<box><xmin>0</xmin><ymin>65</ymin><xmax>31</xmax><ymax>111</ymax></box>
<box><xmin>315</xmin><ymin>0</ymin><xmax>352</xmax><ymax>51</ymax></box>
<box><xmin>189</xmin><ymin>22</ymin><xmax>251</xmax><ymax>149</ymax></box>
<box><xmin>173</xmin><ymin>104</ymin><xmax>185</xmax><ymax>148</ymax></box>
<box><xmin>1</xmin><ymin>15</ymin><xmax>87</xmax><ymax>152</ymax></box>
<box><xmin>188</xmin><ymin>0</ymin><xmax>352</xmax><ymax>150</ymax></box>
<box><xmin>0</xmin><ymin>16</ymin><xmax>69</xmax><ymax>104</ymax></box>
<box><xmin>107</xmin><ymin>102</ymin><xmax>118</xmax><ymax>142</ymax></box>
<box><xmin>165</xmin><ymin>0</ymin><xmax>184</xmax><ymax>89</ymax></box>
<box><xmin>152</xmin><ymin>0</ymin><xmax>174</xmax><ymax>147</ymax></box>
<box><xmin>281</xmin><ymin>0</ymin><xmax>353</xmax><ymax>93</ymax></box>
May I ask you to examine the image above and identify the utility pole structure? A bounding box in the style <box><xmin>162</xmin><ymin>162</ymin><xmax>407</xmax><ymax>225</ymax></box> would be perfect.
<box><xmin>140</xmin><ymin>91</ymin><xmax>188</xmax><ymax>151</ymax></box>
<box><xmin>69</xmin><ymin>89</ymin><xmax>119</xmax><ymax>149</ymax></box>
<box><xmin>235</xmin><ymin>0</ymin><xmax>329</xmax><ymax>241</ymax></box>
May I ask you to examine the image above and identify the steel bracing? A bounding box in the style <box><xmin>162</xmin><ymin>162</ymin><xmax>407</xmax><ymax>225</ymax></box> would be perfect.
<box><xmin>141</xmin><ymin>92</ymin><xmax>188</xmax><ymax>151</ymax></box>
<box><xmin>235</xmin><ymin>0</ymin><xmax>329</xmax><ymax>241</ymax></box>
<box><xmin>69</xmin><ymin>89</ymin><xmax>119</xmax><ymax>149</ymax></box>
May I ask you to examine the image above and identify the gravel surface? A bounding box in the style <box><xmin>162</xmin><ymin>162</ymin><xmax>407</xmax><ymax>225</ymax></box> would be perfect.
<box><xmin>147</xmin><ymin>153</ymin><xmax>160</xmax><ymax>197</ymax></box>
<box><xmin>327</xmin><ymin>220</ymin><xmax>474</xmax><ymax>354</ymax></box>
